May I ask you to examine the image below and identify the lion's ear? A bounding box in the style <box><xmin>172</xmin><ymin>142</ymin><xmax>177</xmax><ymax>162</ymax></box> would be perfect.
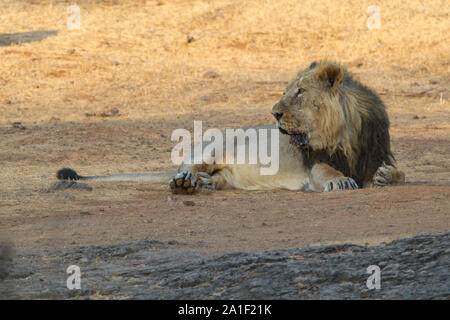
<box><xmin>315</xmin><ymin>63</ymin><xmax>344</xmax><ymax>92</ymax></box>
<box><xmin>308</xmin><ymin>61</ymin><xmax>317</xmax><ymax>69</ymax></box>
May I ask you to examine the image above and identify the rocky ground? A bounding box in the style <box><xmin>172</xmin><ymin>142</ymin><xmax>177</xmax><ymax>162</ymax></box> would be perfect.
<box><xmin>1</xmin><ymin>232</ymin><xmax>448</xmax><ymax>299</ymax></box>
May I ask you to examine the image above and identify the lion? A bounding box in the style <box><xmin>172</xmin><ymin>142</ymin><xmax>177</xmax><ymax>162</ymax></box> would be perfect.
<box><xmin>56</xmin><ymin>60</ymin><xmax>405</xmax><ymax>193</ymax></box>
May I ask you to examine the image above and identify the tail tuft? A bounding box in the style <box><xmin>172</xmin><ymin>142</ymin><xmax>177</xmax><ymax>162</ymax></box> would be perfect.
<box><xmin>57</xmin><ymin>168</ymin><xmax>81</xmax><ymax>180</ymax></box>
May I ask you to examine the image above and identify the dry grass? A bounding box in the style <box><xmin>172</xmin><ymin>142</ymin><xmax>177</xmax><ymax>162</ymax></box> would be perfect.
<box><xmin>0</xmin><ymin>0</ymin><xmax>448</xmax><ymax>124</ymax></box>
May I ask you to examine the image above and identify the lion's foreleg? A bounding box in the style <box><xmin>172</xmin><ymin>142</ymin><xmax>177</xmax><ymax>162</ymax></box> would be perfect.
<box><xmin>309</xmin><ymin>163</ymin><xmax>359</xmax><ymax>192</ymax></box>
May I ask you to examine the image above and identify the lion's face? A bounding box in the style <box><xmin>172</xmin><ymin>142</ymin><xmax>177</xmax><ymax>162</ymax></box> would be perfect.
<box><xmin>272</xmin><ymin>61</ymin><xmax>345</xmax><ymax>151</ymax></box>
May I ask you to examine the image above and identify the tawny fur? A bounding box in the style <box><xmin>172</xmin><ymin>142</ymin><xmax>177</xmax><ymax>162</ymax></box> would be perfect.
<box><xmin>57</xmin><ymin>60</ymin><xmax>405</xmax><ymax>193</ymax></box>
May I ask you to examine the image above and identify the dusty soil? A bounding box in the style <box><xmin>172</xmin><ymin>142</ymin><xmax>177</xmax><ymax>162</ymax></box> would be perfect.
<box><xmin>1</xmin><ymin>114</ymin><xmax>449</xmax><ymax>257</ymax></box>
<box><xmin>0</xmin><ymin>0</ymin><xmax>449</xmax><ymax>270</ymax></box>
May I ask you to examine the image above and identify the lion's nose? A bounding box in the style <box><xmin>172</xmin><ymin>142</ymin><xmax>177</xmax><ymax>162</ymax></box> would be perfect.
<box><xmin>272</xmin><ymin>112</ymin><xmax>283</xmax><ymax>121</ymax></box>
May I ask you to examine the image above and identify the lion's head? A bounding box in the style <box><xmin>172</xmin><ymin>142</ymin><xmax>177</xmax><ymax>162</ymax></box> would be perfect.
<box><xmin>272</xmin><ymin>60</ymin><xmax>350</xmax><ymax>151</ymax></box>
<box><xmin>272</xmin><ymin>60</ymin><xmax>393</xmax><ymax>186</ymax></box>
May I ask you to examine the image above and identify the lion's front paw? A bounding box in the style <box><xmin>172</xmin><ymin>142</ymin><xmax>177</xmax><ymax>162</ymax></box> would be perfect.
<box><xmin>323</xmin><ymin>176</ymin><xmax>358</xmax><ymax>192</ymax></box>
<box><xmin>373</xmin><ymin>164</ymin><xmax>405</xmax><ymax>186</ymax></box>
<box><xmin>373</xmin><ymin>165</ymin><xmax>392</xmax><ymax>186</ymax></box>
<box><xmin>169</xmin><ymin>171</ymin><xmax>198</xmax><ymax>194</ymax></box>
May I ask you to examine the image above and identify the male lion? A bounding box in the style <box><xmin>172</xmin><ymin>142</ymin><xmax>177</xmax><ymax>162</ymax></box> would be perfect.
<box><xmin>57</xmin><ymin>61</ymin><xmax>404</xmax><ymax>193</ymax></box>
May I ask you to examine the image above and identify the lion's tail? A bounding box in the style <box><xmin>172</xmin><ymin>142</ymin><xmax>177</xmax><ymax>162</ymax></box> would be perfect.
<box><xmin>56</xmin><ymin>168</ymin><xmax>176</xmax><ymax>183</ymax></box>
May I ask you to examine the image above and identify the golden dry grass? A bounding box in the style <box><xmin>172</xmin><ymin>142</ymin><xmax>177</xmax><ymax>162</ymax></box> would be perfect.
<box><xmin>0</xmin><ymin>0</ymin><xmax>448</xmax><ymax>124</ymax></box>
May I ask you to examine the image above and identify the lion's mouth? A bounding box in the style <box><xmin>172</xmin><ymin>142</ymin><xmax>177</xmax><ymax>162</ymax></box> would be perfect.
<box><xmin>278</xmin><ymin>126</ymin><xmax>309</xmax><ymax>147</ymax></box>
<box><xmin>278</xmin><ymin>127</ymin><xmax>289</xmax><ymax>135</ymax></box>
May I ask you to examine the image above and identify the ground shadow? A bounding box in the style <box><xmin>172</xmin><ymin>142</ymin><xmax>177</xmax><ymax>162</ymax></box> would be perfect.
<box><xmin>0</xmin><ymin>30</ymin><xmax>58</xmax><ymax>47</ymax></box>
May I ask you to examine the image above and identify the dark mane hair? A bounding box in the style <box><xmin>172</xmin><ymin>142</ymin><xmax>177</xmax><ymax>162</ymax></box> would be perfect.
<box><xmin>301</xmin><ymin>67</ymin><xmax>394</xmax><ymax>187</ymax></box>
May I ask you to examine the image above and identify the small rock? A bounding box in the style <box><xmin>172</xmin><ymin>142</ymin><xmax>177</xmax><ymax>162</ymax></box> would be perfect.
<box><xmin>80</xmin><ymin>257</ymin><xmax>88</xmax><ymax>263</ymax></box>
<box><xmin>199</xmin><ymin>95</ymin><xmax>212</xmax><ymax>102</ymax></box>
<box><xmin>64</xmin><ymin>194</ymin><xmax>76</xmax><ymax>200</ymax></box>
<box><xmin>100</xmin><ymin>107</ymin><xmax>120</xmax><ymax>117</ymax></box>
<box><xmin>203</xmin><ymin>71</ymin><xmax>220</xmax><ymax>79</ymax></box>
<box><xmin>12</xmin><ymin>122</ymin><xmax>26</xmax><ymax>130</ymax></box>
<box><xmin>187</xmin><ymin>35</ymin><xmax>195</xmax><ymax>43</ymax></box>
<box><xmin>167</xmin><ymin>196</ymin><xmax>177</xmax><ymax>201</ymax></box>
<box><xmin>182</xmin><ymin>200</ymin><xmax>195</xmax><ymax>206</ymax></box>
<box><xmin>80</xmin><ymin>211</ymin><xmax>91</xmax><ymax>216</ymax></box>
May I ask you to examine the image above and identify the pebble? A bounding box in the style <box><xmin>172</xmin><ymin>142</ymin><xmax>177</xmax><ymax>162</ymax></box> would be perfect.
<box><xmin>203</xmin><ymin>71</ymin><xmax>220</xmax><ymax>79</ymax></box>
<box><xmin>183</xmin><ymin>200</ymin><xmax>195</xmax><ymax>206</ymax></box>
<box><xmin>64</xmin><ymin>194</ymin><xmax>75</xmax><ymax>200</ymax></box>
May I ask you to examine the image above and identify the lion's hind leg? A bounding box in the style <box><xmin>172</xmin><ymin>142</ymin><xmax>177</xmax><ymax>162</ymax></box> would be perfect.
<box><xmin>168</xmin><ymin>167</ymin><xmax>234</xmax><ymax>194</ymax></box>
<box><xmin>169</xmin><ymin>171</ymin><xmax>217</xmax><ymax>194</ymax></box>
<box><xmin>372</xmin><ymin>163</ymin><xmax>405</xmax><ymax>187</ymax></box>
<box><xmin>169</xmin><ymin>171</ymin><xmax>198</xmax><ymax>194</ymax></box>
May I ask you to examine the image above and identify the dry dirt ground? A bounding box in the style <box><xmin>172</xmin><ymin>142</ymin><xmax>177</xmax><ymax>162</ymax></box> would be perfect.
<box><xmin>0</xmin><ymin>0</ymin><xmax>449</xmax><ymax>260</ymax></box>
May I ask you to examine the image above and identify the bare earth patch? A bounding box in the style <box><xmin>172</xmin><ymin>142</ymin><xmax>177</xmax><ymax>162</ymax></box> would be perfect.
<box><xmin>0</xmin><ymin>0</ymin><xmax>449</xmax><ymax>261</ymax></box>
